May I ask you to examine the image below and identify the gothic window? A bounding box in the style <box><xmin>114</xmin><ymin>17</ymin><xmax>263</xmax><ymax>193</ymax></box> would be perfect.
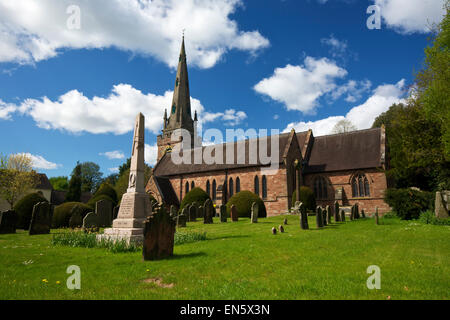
<box><xmin>191</xmin><ymin>181</ymin><xmax>195</xmax><ymax>190</ymax></box>
<box><xmin>185</xmin><ymin>182</ymin><xmax>189</xmax><ymax>195</ymax></box>
<box><xmin>229</xmin><ymin>178</ymin><xmax>234</xmax><ymax>197</ymax></box>
<box><xmin>212</xmin><ymin>180</ymin><xmax>217</xmax><ymax>200</ymax></box>
<box><xmin>206</xmin><ymin>180</ymin><xmax>210</xmax><ymax>197</ymax></box>
<box><xmin>352</xmin><ymin>174</ymin><xmax>370</xmax><ymax>197</ymax></box>
<box><xmin>262</xmin><ymin>175</ymin><xmax>267</xmax><ymax>199</ymax></box>
<box><xmin>236</xmin><ymin>177</ymin><xmax>241</xmax><ymax>193</ymax></box>
<box><xmin>313</xmin><ymin>176</ymin><xmax>328</xmax><ymax>199</ymax></box>
<box><xmin>254</xmin><ymin>176</ymin><xmax>260</xmax><ymax>196</ymax></box>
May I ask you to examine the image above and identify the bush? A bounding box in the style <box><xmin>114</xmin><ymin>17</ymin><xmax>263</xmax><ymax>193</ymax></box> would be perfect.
<box><xmin>13</xmin><ymin>193</ymin><xmax>48</xmax><ymax>230</ymax></box>
<box><xmin>419</xmin><ymin>210</ymin><xmax>450</xmax><ymax>226</ymax></box>
<box><xmin>94</xmin><ymin>183</ymin><xmax>118</xmax><ymax>204</ymax></box>
<box><xmin>226</xmin><ymin>191</ymin><xmax>267</xmax><ymax>218</ymax></box>
<box><xmin>180</xmin><ymin>187</ymin><xmax>211</xmax><ymax>211</ymax></box>
<box><xmin>52</xmin><ymin>202</ymin><xmax>92</xmax><ymax>228</ymax></box>
<box><xmin>384</xmin><ymin>188</ymin><xmax>434</xmax><ymax>220</ymax></box>
<box><xmin>291</xmin><ymin>187</ymin><xmax>316</xmax><ymax>211</ymax></box>
<box><xmin>87</xmin><ymin>194</ymin><xmax>115</xmax><ymax>210</ymax></box>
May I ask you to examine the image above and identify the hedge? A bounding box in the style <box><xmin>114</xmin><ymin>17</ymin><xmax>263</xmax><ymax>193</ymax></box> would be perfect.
<box><xmin>13</xmin><ymin>193</ymin><xmax>48</xmax><ymax>230</ymax></box>
<box><xmin>291</xmin><ymin>186</ymin><xmax>316</xmax><ymax>211</ymax></box>
<box><xmin>384</xmin><ymin>188</ymin><xmax>434</xmax><ymax>220</ymax></box>
<box><xmin>52</xmin><ymin>202</ymin><xmax>92</xmax><ymax>228</ymax></box>
<box><xmin>226</xmin><ymin>191</ymin><xmax>267</xmax><ymax>218</ymax></box>
<box><xmin>87</xmin><ymin>194</ymin><xmax>115</xmax><ymax>210</ymax></box>
<box><xmin>94</xmin><ymin>183</ymin><xmax>118</xmax><ymax>204</ymax></box>
<box><xmin>180</xmin><ymin>187</ymin><xmax>211</xmax><ymax>211</ymax></box>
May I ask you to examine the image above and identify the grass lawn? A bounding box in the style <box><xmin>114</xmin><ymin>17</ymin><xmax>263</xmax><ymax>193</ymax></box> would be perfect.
<box><xmin>0</xmin><ymin>215</ymin><xmax>449</xmax><ymax>300</ymax></box>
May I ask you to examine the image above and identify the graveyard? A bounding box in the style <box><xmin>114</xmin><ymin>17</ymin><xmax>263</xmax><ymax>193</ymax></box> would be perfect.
<box><xmin>0</xmin><ymin>214</ymin><xmax>449</xmax><ymax>300</ymax></box>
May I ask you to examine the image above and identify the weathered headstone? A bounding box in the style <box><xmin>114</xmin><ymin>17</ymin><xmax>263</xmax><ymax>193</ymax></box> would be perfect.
<box><xmin>219</xmin><ymin>205</ymin><xmax>227</xmax><ymax>222</ymax></box>
<box><xmin>29</xmin><ymin>202</ymin><xmax>52</xmax><ymax>235</ymax></box>
<box><xmin>316</xmin><ymin>206</ymin><xmax>323</xmax><ymax>228</ymax></box>
<box><xmin>322</xmin><ymin>207</ymin><xmax>327</xmax><ymax>226</ymax></box>
<box><xmin>178</xmin><ymin>208</ymin><xmax>187</xmax><ymax>227</ymax></box>
<box><xmin>169</xmin><ymin>205</ymin><xmax>178</xmax><ymax>218</ymax></box>
<box><xmin>143</xmin><ymin>205</ymin><xmax>176</xmax><ymax>261</ymax></box>
<box><xmin>82</xmin><ymin>212</ymin><xmax>98</xmax><ymax>231</ymax></box>
<box><xmin>350</xmin><ymin>205</ymin><xmax>354</xmax><ymax>220</ymax></box>
<box><xmin>197</xmin><ymin>205</ymin><xmax>203</xmax><ymax>219</ymax></box>
<box><xmin>299</xmin><ymin>203</ymin><xmax>309</xmax><ymax>230</ymax></box>
<box><xmin>283</xmin><ymin>218</ymin><xmax>288</xmax><ymax>225</ymax></box>
<box><xmin>272</xmin><ymin>227</ymin><xmax>277</xmax><ymax>235</ymax></box>
<box><xmin>334</xmin><ymin>201</ymin><xmax>340</xmax><ymax>222</ymax></box>
<box><xmin>96</xmin><ymin>199</ymin><xmax>113</xmax><ymax>227</ymax></box>
<box><xmin>355</xmin><ymin>204</ymin><xmax>360</xmax><ymax>219</ymax></box>
<box><xmin>375</xmin><ymin>207</ymin><xmax>379</xmax><ymax>225</ymax></box>
<box><xmin>251</xmin><ymin>202</ymin><xmax>259</xmax><ymax>223</ymax></box>
<box><xmin>0</xmin><ymin>210</ymin><xmax>18</xmax><ymax>234</ymax></box>
<box><xmin>204</xmin><ymin>199</ymin><xmax>214</xmax><ymax>224</ymax></box>
<box><xmin>69</xmin><ymin>204</ymin><xmax>84</xmax><ymax>229</ymax></box>
<box><xmin>230</xmin><ymin>205</ymin><xmax>238</xmax><ymax>222</ymax></box>
<box><xmin>361</xmin><ymin>209</ymin><xmax>366</xmax><ymax>218</ymax></box>
<box><xmin>189</xmin><ymin>204</ymin><xmax>197</xmax><ymax>222</ymax></box>
<box><xmin>340</xmin><ymin>209</ymin><xmax>346</xmax><ymax>222</ymax></box>
<box><xmin>326</xmin><ymin>205</ymin><xmax>332</xmax><ymax>224</ymax></box>
<box><xmin>279</xmin><ymin>225</ymin><xmax>284</xmax><ymax>233</ymax></box>
<box><xmin>435</xmin><ymin>191</ymin><xmax>450</xmax><ymax>219</ymax></box>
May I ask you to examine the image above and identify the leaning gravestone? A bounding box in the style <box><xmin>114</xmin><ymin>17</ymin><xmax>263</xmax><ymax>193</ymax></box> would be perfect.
<box><xmin>189</xmin><ymin>205</ymin><xmax>197</xmax><ymax>222</ymax></box>
<box><xmin>322</xmin><ymin>207</ymin><xmax>327</xmax><ymax>226</ymax></box>
<box><xmin>340</xmin><ymin>209</ymin><xmax>346</xmax><ymax>222</ymax></box>
<box><xmin>334</xmin><ymin>201</ymin><xmax>340</xmax><ymax>222</ymax></box>
<box><xmin>82</xmin><ymin>212</ymin><xmax>98</xmax><ymax>231</ymax></box>
<box><xmin>143</xmin><ymin>205</ymin><xmax>176</xmax><ymax>261</ymax></box>
<box><xmin>96</xmin><ymin>199</ymin><xmax>113</xmax><ymax>227</ymax></box>
<box><xmin>219</xmin><ymin>205</ymin><xmax>227</xmax><ymax>223</ymax></box>
<box><xmin>230</xmin><ymin>205</ymin><xmax>239</xmax><ymax>222</ymax></box>
<box><xmin>69</xmin><ymin>205</ymin><xmax>84</xmax><ymax>229</ymax></box>
<box><xmin>316</xmin><ymin>207</ymin><xmax>323</xmax><ymax>228</ymax></box>
<box><xmin>299</xmin><ymin>203</ymin><xmax>309</xmax><ymax>230</ymax></box>
<box><xmin>204</xmin><ymin>199</ymin><xmax>214</xmax><ymax>224</ymax></box>
<box><xmin>29</xmin><ymin>202</ymin><xmax>52</xmax><ymax>235</ymax></box>
<box><xmin>0</xmin><ymin>210</ymin><xmax>18</xmax><ymax>234</ymax></box>
<box><xmin>251</xmin><ymin>202</ymin><xmax>258</xmax><ymax>223</ymax></box>
<box><xmin>326</xmin><ymin>205</ymin><xmax>332</xmax><ymax>224</ymax></box>
<box><xmin>178</xmin><ymin>208</ymin><xmax>187</xmax><ymax>227</ymax></box>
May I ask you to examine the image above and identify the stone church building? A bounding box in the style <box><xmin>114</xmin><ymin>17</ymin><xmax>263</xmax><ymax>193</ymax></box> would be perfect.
<box><xmin>146</xmin><ymin>38</ymin><xmax>391</xmax><ymax>216</ymax></box>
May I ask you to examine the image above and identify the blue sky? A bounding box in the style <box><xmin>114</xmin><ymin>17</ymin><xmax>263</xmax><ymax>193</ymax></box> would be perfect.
<box><xmin>0</xmin><ymin>0</ymin><xmax>446</xmax><ymax>178</ymax></box>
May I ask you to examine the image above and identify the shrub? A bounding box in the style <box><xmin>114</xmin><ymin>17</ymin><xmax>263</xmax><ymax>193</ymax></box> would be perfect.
<box><xmin>384</xmin><ymin>188</ymin><xmax>434</xmax><ymax>220</ymax></box>
<box><xmin>94</xmin><ymin>183</ymin><xmax>118</xmax><ymax>204</ymax></box>
<box><xmin>419</xmin><ymin>210</ymin><xmax>450</xmax><ymax>226</ymax></box>
<box><xmin>87</xmin><ymin>194</ymin><xmax>115</xmax><ymax>210</ymax></box>
<box><xmin>291</xmin><ymin>187</ymin><xmax>316</xmax><ymax>211</ymax></box>
<box><xmin>13</xmin><ymin>192</ymin><xmax>48</xmax><ymax>229</ymax></box>
<box><xmin>226</xmin><ymin>191</ymin><xmax>267</xmax><ymax>218</ymax></box>
<box><xmin>180</xmin><ymin>187</ymin><xmax>211</xmax><ymax>211</ymax></box>
<box><xmin>52</xmin><ymin>202</ymin><xmax>91</xmax><ymax>228</ymax></box>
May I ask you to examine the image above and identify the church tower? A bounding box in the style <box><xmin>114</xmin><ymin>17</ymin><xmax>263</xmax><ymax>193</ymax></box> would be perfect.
<box><xmin>157</xmin><ymin>36</ymin><xmax>196</xmax><ymax>161</ymax></box>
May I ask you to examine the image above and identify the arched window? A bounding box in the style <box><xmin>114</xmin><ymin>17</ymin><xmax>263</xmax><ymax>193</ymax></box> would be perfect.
<box><xmin>229</xmin><ymin>178</ymin><xmax>234</xmax><ymax>197</ymax></box>
<box><xmin>313</xmin><ymin>176</ymin><xmax>328</xmax><ymax>199</ymax></box>
<box><xmin>254</xmin><ymin>176</ymin><xmax>260</xmax><ymax>196</ymax></box>
<box><xmin>212</xmin><ymin>180</ymin><xmax>217</xmax><ymax>200</ymax></box>
<box><xmin>206</xmin><ymin>180</ymin><xmax>210</xmax><ymax>197</ymax></box>
<box><xmin>185</xmin><ymin>181</ymin><xmax>189</xmax><ymax>195</ymax></box>
<box><xmin>262</xmin><ymin>175</ymin><xmax>267</xmax><ymax>199</ymax></box>
<box><xmin>191</xmin><ymin>181</ymin><xmax>195</xmax><ymax>190</ymax></box>
<box><xmin>352</xmin><ymin>174</ymin><xmax>370</xmax><ymax>197</ymax></box>
<box><xmin>236</xmin><ymin>177</ymin><xmax>240</xmax><ymax>193</ymax></box>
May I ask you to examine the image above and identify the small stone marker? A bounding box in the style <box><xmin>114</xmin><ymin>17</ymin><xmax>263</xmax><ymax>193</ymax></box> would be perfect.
<box><xmin>189</xmin><ymin>205</ymin><xmax>197</xmax><ymax>222</ymax></box>
<box><xmin>272</xmin><ymin>227</ymin><xmax>277</xmax><ymax>235</ymax></box>
<box><xmin>340</xmin><ymin>209</ymin><xmax>346</xmax><ymax>222</ymax></box>
<box><xmin>96</xmin><ymin>199</ymin><xmax>113</xmax><ymax>227</ymax></box>
<box><xmin>299</xmin><ymin>203</ymin><xmax>309</xmax><ymax>230</ymax></box>
<box><xmin>69</xmin><ymin>205</ymin><xmax>84</xmax><ymax>229</ymax></box>
<box><xmin>219</xmin><ymin>205</ymin><xmax>227</xmax><ymax>223</ymax></box>
<box><xmin>178</xmin><ymin>208</ymin><xmax>187</xmax><ymax>227</ymax></box>
<box><xmin>0</xmin><ymin>210</ymin><xmax>18</xmax><ymax>234</ymax></box>
<box><xmin>204</xmin><ymin>199</ymin><xmax>214</xmax><ymax>224</ymax></box>
<box><xmin>230</xmin><ymin>205</ymin><xmax>238</xmax><ymax>222</ymax></box>
<box><xmin>316</xmin><ymin>206</ymin><xmax>323</xmax><ymax>228</ymax></box>
<box><xmin>29</xmin><ymin>202</ymin><xmax>52</xmax><ymax>235</ymax></box>
<box><xmin>82</xmin><ymin>212</ymin><xmax>98</xmax><ymax>231</ymax></box>
<box><xmin>278</xmin><ymin>225</ymin><xmax>284</xmax><ymax>233</ymax></box>
<box><xmin>326</xmin><ymin>205</ymin><xmax>332</xmax><ymax>224</ymax></box>
<box><xmin>251</xmin><ymin>202</ymin><xmax>258</xmax><ymax>223</ymax></box>
<box><xmin>334</xmin><ymin>201</ymin><xmax>340</xmax><ymax>222</ymax></box>
<box><xmin>143</xmin><ymin>206</ymin><xmax>176</xmax><ymax>261</ymax></box>
<box><xmin>283</xmin><ymin>218</ymin><xmax>288</xmax><ymax>225</ymax></box>
<box><xmin>375</xmin><ymin>207</ymin><xmax>379</xmax><ymax>225</ymax></box>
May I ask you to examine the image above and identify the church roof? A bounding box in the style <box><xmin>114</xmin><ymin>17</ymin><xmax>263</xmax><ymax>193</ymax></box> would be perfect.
<box><xmin>152</xmin><ymin>176</ymin><xmax>180</xmax><ymax>207</ymax></box>
<box><xmin>304</xmin><ymin>127</ymin><xmax>383</xmax><ymax>173</ymax></box>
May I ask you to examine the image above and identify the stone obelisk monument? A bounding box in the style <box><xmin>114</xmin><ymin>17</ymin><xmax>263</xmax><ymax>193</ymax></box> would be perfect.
<box><xmin>99</xmin><ymin>113</ymin><xmax>152</xmax><ymax>244</ymax></box>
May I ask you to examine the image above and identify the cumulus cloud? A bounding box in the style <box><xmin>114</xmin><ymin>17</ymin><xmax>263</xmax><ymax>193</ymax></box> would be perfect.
<box><xmin>0</xmin><ymin>100</ymin><xmax>17</xmax><ymax>120</ymax></box>
<box><xmin>99</xmin><ymin>150</ymin><xmax>125</xmax><ymax>160</ymax></box>
<box><xmin>374</xmin><ymin>0</ymin><xmax>446</xmax><ymax>34</ymax></box>
<box><xmin>330</xmin><ymin>79</ymin><xmax>372</xmax><ymax>103</ymax></box>
<box><xmin>202</xmin><ymin>109</ymin><xmax>247</xmax><ymax>126</ymax></box>
<box><xmin>254</xmin><ymin>57</ymin><xmax>348</xmax><ymax>114</ymax></box>
<box><xmin>0</xmin><ymin>0</ymin><xmax>269</xmax><ymax>68</ymax></box>
<box><xmin>284</xmin><ymin>79</ymin><xmax>406</xmax><ymax>136</ymax></box>
<box><xmin>145</xmin><ymin>143</ymin><xmax>158</xmax><ymax>166</ymax></box>
<box><xmin>20</xmin><ymin>153</ymin><xmax>62</xmax><ymax>170</ymax></box>
<box><xmin>108</xmin><ymin>167</ymin><xmax>119</xmax><ymax>173</ymax></box>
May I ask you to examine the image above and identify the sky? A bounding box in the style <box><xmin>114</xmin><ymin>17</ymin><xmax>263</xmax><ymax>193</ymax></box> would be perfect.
<box><xmin>0</xmin><ymin>0</ymin><xmax>446</xmax><ymax>179</ymax></box>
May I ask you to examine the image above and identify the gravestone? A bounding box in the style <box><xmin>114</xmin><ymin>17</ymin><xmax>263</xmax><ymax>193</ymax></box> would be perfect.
<box><xmin>272</xmin><ymin>227</ymin><xmax>277</xmax><ymax>235</ymax></box>
<box><xmin>299</xmin><ymin>203</ymin><xmax>309</xmax><ymax>230</ymax></box>
<box><xmin>283</xmin><ymin>218</ymin><xmax>288</xmax><ymax>225</ymax></box>
<box><xmin>204</xmin><ymin>199</ymin><xmax>214</xmax><ymax>224</ymax></box>
<box><xmin>326</xmin><ymin>205</ymin><xmax>332</xmax><ymax>224</ymax></box>
<box><xmin>278</xmin><ymin>225</ymin><xmax>284</xmax><ymax>233</ymax></box>
<box><xmin>169</xmin><ymin>205</ymin><xmax>178</xmax><ymax>218</ymax></box>
<box><xmin>113</xmin><ymin>205</ymin><xmax>120</xmax><ymax>220</ymax></box>
<box><xmin>355</xmin><ymin>204</ymin><xmax>360</xmax><ymax>219</ymax></box>
<box><xmin>0</xmin><ymin>210</ymin><xmax>18</xmax><ymax>234</ymax></box>
<box><xmin>435</xmin><ymin>191</ymin><xmax>450</xmax><ymax>219</ymax></box>
<box><xmin>96</xmin><ymin>199</ymin><xmax>113</xmax><ymax>228</ymax></box>
<box><xmin>322</xmin><ymin>207</ymin><xmax>327</xmax><ymax>226</ymax></box>
<box><xmin>334</xmin><ymin>201</ymin><xmax>340</xmax><ymax>222</ymax></box>
<box><xmin>316</xmin><ymin>207</ymin><xmax>323</xmax><ymax>228</ymax></box>
<box><xmin>197</xmin><ymin>206</ymin><xmax>203</xmax><ymax>219</ymax></box>
<box><xmin>230</xmin><ymin>205</ymin><xmax>238</xmax><ymax>222</ymax></box>
<box><xmin>350</xmin><ymin>205</ymin><xmax>354</xmax><ymax>220</ymax></box>
<box><xmin>69</xmin><ymin>204</ymin><xmax>84</xmax><ymax>229</ymax></box>
<box><xmin>29</xmin><ymin>202</ymin><xmax>52</xmax><ymax>235</ymax></box>
<box><xmin>340</xmin><ymin>209</ymin><xmax>346</xmax><ymax>222</ymax></box>
<box><xmin>143</xmin><ymin>205</ymin><xmax>176</xmax><ymax>261</ymax></box>
<box><xmin>251</xmin><ymin>202</ymin><xmax>258</xmax><ymax>223</ymax></box>
<box><xmin>293</xmin><ymin>201</ymin><xmax>301</xmax><ymax>214</ymax></box>
<box><xmin>375</xmin><ymin>207</ymin><xmax>379</xmax><ymax>225</ymax></box>
<box><xmin>361</xmin><ymin>209</ymin><xmax>366</xmax><ymax>218</ymax></box>
<box><xmin>219</xmin><ymin>205</ymin><xmax>227</xmax><ymax>223</ymax></box>
<box><xmin>82</xmin><ymin>212</ymin><xmax>98</xmax><ymax>231</ymax></box>
<box><xmin>189</xmin><ymin>205</ymin><xmax>197</xmax><ymax>222</ymax></box>
<box><xmin>178</xmin><ymin>208</ymin><xmax>187</xmax><ymax>227</ymax></box>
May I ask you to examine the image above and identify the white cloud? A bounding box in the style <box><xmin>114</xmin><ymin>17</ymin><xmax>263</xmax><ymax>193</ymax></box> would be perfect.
<box><xmin>374</xmin><ymin>0</ymin><xmax>446</xmax><ymax>34</ymax></box>
<box><xmin>202</xmin><ymin>109</ymin><xmax>247</xmax><ymax>126</ymax></box>
<box><xmin>0</xmin><ymin>100</ymin><xmax>17</xmax><ymax>120</ymax></box>
<box><xmin>108</xmin><ymin>167</ymin><xmax>119</xmax><ymax>173</ymax></box>
<box><xmin>145</xmin><ymin>143</ymin><xmax>158</xmax><ymax>166</ymax></box>
<box><xmin>100</xmin><ymin>150</ymin><xmax>125</xmax><ymax>160</ymax></box>
<box><xmin>254</xmin><ymin>57</ymin><xmax>348</xmax><ymax>114</ymax></box>
<box><xmin>330</xmin><ymin>79</ymin><xmax>372</xmax><ymax>103</ymax></box>
<box><xmin>20</xmin><ymin>153</ymin><xmax>62</xmax><ymax>170</ymax></box>
<box><xmin>0</xmin><ymin>0</ymin><xmax>269</xmax><ymax>68</ymax></box>
<box><xmin>284</xmin><ymin>79</ymin><xmax>406</xmax><ymax>136</ymax></box>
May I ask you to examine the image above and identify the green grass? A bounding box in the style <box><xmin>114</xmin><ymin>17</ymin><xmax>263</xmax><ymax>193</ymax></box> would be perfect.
<box><xmin>0</xmin><ymin>215</ymin><xmax>448</xmax><ymax>300</ymax></box>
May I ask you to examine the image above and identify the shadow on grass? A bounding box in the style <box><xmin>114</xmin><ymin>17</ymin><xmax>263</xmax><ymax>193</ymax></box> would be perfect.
<box><xmin>169</xmin><ymin>251</ymin><xmax>207</xmax><ymax>260</ymax></box>
<box><xmin>207</xmin><ymin>235</ymin><xmax>251</xmax><ymax>241</ymax></box>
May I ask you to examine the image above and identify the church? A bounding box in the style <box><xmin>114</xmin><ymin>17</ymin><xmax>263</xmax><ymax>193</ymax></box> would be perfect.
<box><xmin>146</xmin><ymin>38</ymin><xmax>391</xmax><ymax>216</ymax></box>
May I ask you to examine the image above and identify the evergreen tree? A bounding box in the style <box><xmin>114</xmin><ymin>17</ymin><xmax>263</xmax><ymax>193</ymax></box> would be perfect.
<box><xmin>65</xmin><ymin>162</ymin><xmax>82</xmax><ymax>202</ymax></box>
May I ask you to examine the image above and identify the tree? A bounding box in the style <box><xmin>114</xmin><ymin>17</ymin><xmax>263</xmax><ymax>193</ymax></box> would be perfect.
<box><xmin>332</xmin><ymin>119</ymin><xmax>357</xmax><ymax>134</ymax></box>
<box><xmin>73</xmin><ymin>162</ymin><xmax>103</xmax><ymax>193</ymax></box>
<box><xmin>0</xmin><ymin>154</ymin><xmax>40</xmax><ymax>209</ymax></box>
<box><xmin>49</xmin><ymin>176</ymin><xmax>69</xmax><ymax>191</ymax></box>
<box><xmin>65</xmin><ymin>163</ymin><xmax>82</xmax><ymax>202</ymax></box>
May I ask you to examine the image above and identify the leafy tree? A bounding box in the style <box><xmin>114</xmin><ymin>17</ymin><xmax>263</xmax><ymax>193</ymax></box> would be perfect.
<box><xmin>65</xmin><ymin>163</ymin><xmax>82</xmax><ymax>202</ymax></box>
<box><xmin>114</xmin><ymin>161</ymin><xmax>152</xmax><ymax>202</ymax></box>
<box><xmin>0</xmin><ymin>154</ymin><xmax>40</xmax><ymax>209</ymax></box>
<box><xmin>332</xmin><ymin>119</ymin><xmax>357</xmax><ymax>134</ymax></box>
<box><xmin>73</xmin><ymin>162</ymin><xmax>103</xmax><ymax>193</ymax></box>
<box><xmin>118</xmin><ymin>158</ymin><xmax>131</xmax><ymax>176</ymax></box>
<box><xmin>49</xmin><ymin>176</ymin><xmax>69</xmax><ymax>191</ymax></box>
<box><xmin>103</xmin><ymin>173</ymin><xmax>119</xmax><ymax>186</ymax></box>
